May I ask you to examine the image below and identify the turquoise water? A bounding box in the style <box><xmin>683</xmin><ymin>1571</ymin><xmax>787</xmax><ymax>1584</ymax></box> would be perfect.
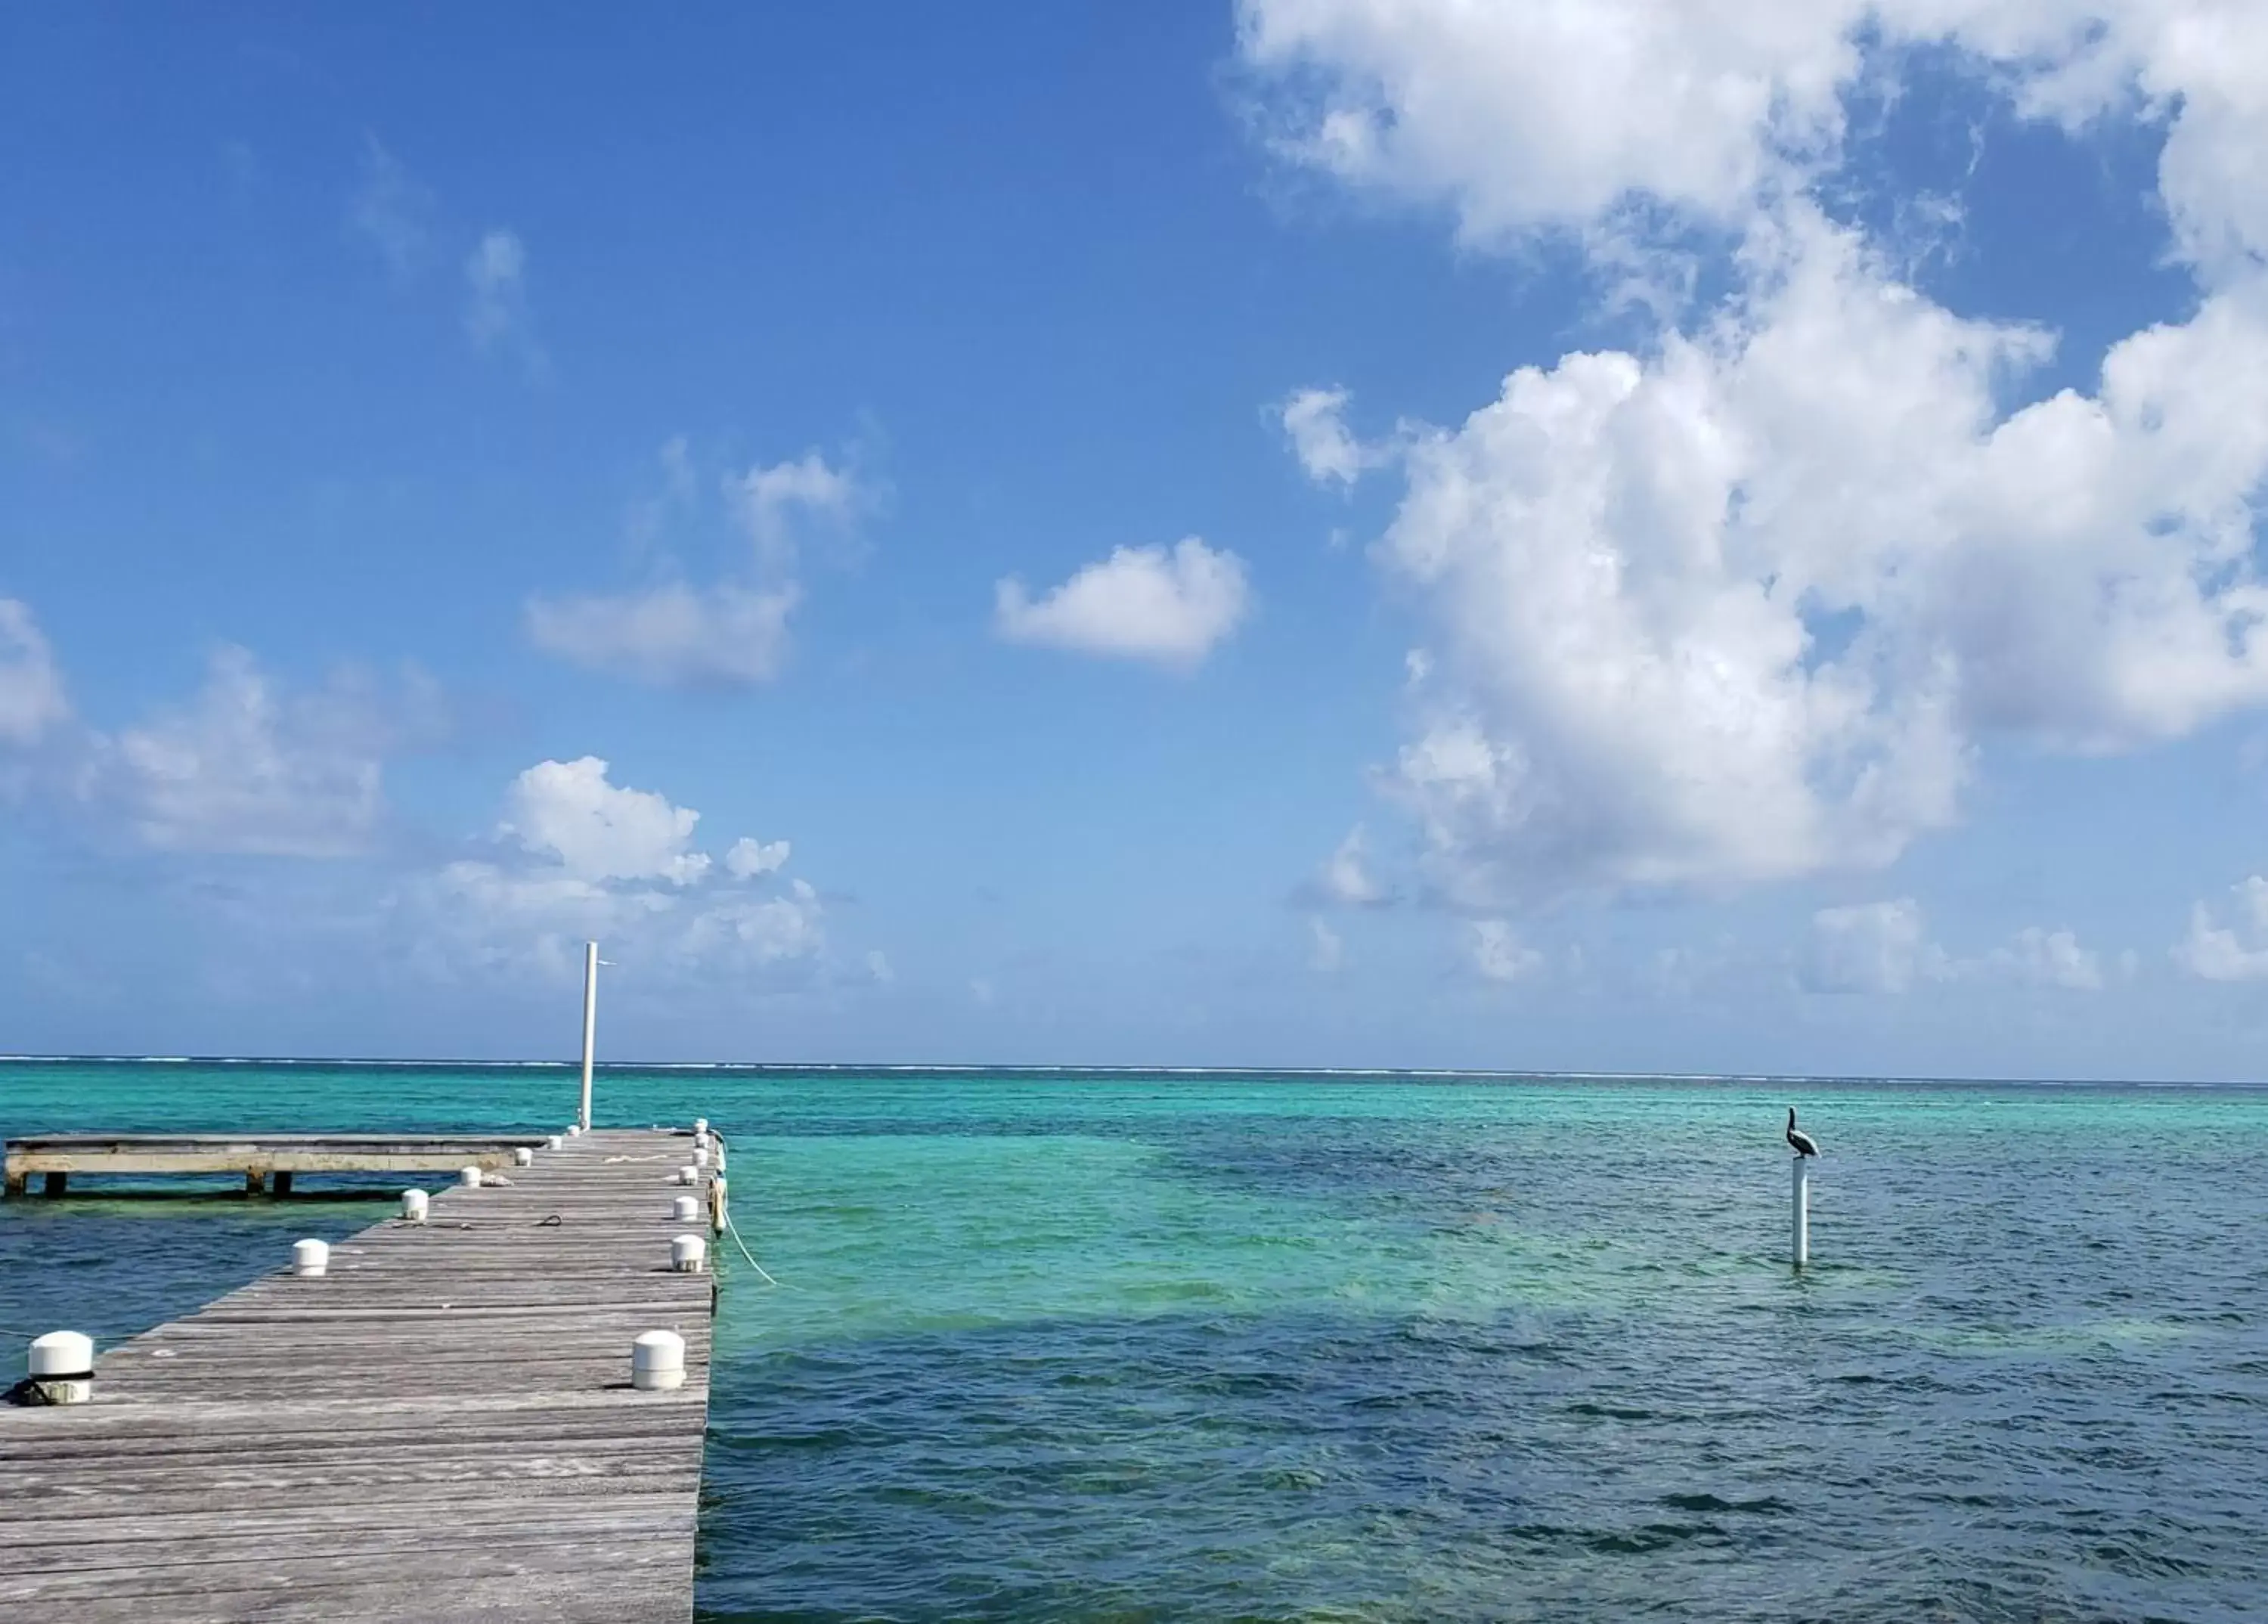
<box><xmin>6</xmin><ymin>1062</ymin><xmax>2267</xmax><ymax>1619</ymax></box>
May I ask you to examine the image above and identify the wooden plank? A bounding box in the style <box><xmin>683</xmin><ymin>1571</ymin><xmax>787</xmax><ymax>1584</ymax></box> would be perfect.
<box><xmin>0</xmin><ymin>1129</ymin><xmax>720</xmax><ymax>1622</ymax></box>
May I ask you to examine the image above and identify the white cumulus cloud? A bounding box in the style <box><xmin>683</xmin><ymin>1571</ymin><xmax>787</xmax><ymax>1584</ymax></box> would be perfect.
<box><xmin>500</xmin><ymin>757</ymin><xmax>711</xmax><ymax>885</ymax></box>
<box><xmin>1984</xmin><ymin>926</ymin><xmax>2105</xmax><ymax>991</ymax></box>
<box><xmin>1240</xmin><ymin>2</ymin><xmax>2268</xmax><ymax>274</ymax></box>
<box><xmin>995</xmin><ymin>537</ymin><xmax>1250</xmax><ymax>671</ymax></box>
<box><xmin>1244</xmin><ymin>4</ymin><xmax>2268</xmax><ymax>905</ymax></box>
<box><xmin>1314</xmin><ymin>824</ymin><xmax>1387</xmax><ymax>905</ymax></box>
<box><xmin>417</xmin><ymin>758</ymin><xmax>834</xmax><ymax>984</ymax></box>
<box><xmin>2176</xmin><ymin>876</ymin><xmax>2268</xmax><ymax>981</ymax></box>
<box><xmin>1280</xmin><ymin>386</ymin><xmax>1381</xmax><ymax>486</ymax></box>
<box><xmin>725</xmin><ymin>835</ymin><xmax>791</xmax><ymax>879</ymax></box>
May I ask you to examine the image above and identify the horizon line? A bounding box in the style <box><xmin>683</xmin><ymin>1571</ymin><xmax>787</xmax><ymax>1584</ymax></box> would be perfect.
<box><xmin>0</xmin><ymin>1054</ymin><xmax>2261</xmax><ymax>1089</ymax></box>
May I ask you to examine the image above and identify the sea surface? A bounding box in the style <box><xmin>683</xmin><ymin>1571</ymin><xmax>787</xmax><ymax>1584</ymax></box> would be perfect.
<box><xmin>3</xmin><ymin>1061</ymin><xmax>2266</xmax><ymax>1622</ymax></box>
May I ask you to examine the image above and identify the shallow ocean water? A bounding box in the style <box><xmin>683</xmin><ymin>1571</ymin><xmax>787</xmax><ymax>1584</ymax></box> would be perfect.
<box><xmin>4</xmin><ymin>1061</ymin><xmax>2265</xmax><ymax>1620</ymax></box>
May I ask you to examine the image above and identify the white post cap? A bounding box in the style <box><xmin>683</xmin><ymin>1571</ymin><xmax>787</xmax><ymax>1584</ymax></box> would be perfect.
<box><xmin>676</xmin><ymin>1164</ymin><xmax>699</xmax><ymax>1186</ymax></box>
<box><xmin>29</xmin><ymin>1330</ymin><xmax>93</xmax><ymax>1378</ymax></box>
<box><xmin>672</xmin><ymin>1194</ymin><xmax>700</xmax><ymax>1223</ymax></box>
<box><xmin>459</xmin><ymin>1166</ymin><xmax>482</xmax><ymax>1188</ymax></box>
<box><xmin>671</xmin><ymin>1233</ymin><xmax>708</xmax><ymax>1274</ymax></box>
<box><xmin>513</xmin><ymin>1146</ymin><xmax>534</xmax><ymax>1167</ymax></box>
<box><xmin>693</xmin><ymin>1117</ymin><xmax>708</xmax><ymax>1135</ymax></box>
<box><xmin>567</xmin><ymin>1123</ymin><xmax>583</xmax><ymax>1137</ymax></box>
<box><xmin>292</xmin><ymin>1238</ymin><xmax>329</xmax><ymax>1277</ymax></box>
<box><xmin>547</xmin><ymin>1135</ymin><xmax>564</xmax><ymax>1151</ymax></box>
<box><xmin>401</xmin><ymin>1189</ymin><xmax>429</xmax><ymax>1223</ymax></box>
<box><xmin>631</xmin><ymin>1328</ymin><xmax>686</xmax><ymax>1390</ymax></box>
<box><xmin>693</xmin><ymin>1146</ymin><xmax>711</xmax><ymax>1169</ymax></box>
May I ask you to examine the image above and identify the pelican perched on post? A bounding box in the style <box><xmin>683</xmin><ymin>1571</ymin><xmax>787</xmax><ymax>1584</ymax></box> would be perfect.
<box><xmin>1785</xmin><ymin>1108</ymin><xmax>1819</xmax><ymax>1158</ymax></box>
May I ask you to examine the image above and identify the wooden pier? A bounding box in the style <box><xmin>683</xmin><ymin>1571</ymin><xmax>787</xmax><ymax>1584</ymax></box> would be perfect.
<box><xmin>3</xmin><ymin>1133</ymin><xmax>554</xmax><ymax>1198</ymax></box>
<box><xmin>0</xmin><ymin>1128</ymin><xmax>723</xmax><ymax>1622</ymax></box>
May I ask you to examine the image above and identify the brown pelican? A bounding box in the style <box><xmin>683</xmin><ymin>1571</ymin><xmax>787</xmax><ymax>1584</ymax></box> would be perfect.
<box><xmin>1786</xmin><ymin>1108</ymin><xmax>1819</xmax><ymax>1158</ymax></box>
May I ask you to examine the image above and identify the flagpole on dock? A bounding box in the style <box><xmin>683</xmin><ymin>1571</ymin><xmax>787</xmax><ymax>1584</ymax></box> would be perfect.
<box><xmin>578</xmin><ymin>939</ymin><xmax>600</xmax><ymax>1132</ymax></box>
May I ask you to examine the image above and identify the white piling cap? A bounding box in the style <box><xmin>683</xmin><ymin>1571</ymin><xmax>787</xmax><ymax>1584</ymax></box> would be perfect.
<box><xmin>671</xmin><ymin>1233</ymin><xmax>708</xmax><ymax>1273</ymax></box>
<box><xmin>513</xmin><ymin>1146</ymin><xmax>534</xmax><ymax>1167</ymax></box>
<box><xmin>693</xmin><ymin>1117</ymin><xmax>708</xmax><ymax>1135</ymax></box>
<box><xmin>28</xmin><ymin>1330</ymin><xmax>92</xmax><ymax>1378</ymax></box>
<box><xmin>401</xmin><ymin>1189</ymin><xmax>429</xmax><ymax>1223</ymax></box>
<box><xmin>292</xmin><ymin>1238</ymin><xmax>329</xmax><ymax>1278</ymax></box>
<box><xmin>567</xmin><ymin>1123</ymin><xmax>583</xmax><ymax>1137</ymax></box>
<box><xmin>676</xmin><ymin>1164</ymin><xmax>699</xmax><ymax>1186</ymax></box>
<box><xmin>546</xmin><ymin>1135</ymin><xmax>564</xmax><ymax>1151</ymax></box>
<box><xmin>631</xmin><ymin>1328</ymin><xmax>686</xmax><ymax>1390</ymax></box>
<box><xmin>672</xmin><ymin>1194</ymin><xmax>700</xmax><ymax>1222</ymax></box>
<box><xmin>459</xmin><ymin>1166</ymin><xmax>482</xmax><ymax>1188</ymax></box>
<box><xmin>692</xmin><ymin>1146</ymin><xmax>711</xmax><ymax>1169</ymax></box>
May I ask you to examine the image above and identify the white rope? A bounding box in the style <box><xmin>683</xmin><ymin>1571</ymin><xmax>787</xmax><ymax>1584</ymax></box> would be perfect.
<box><xmin>722</xmin><ymin>1206</ymin><xmax>781</xmax><ymax>1288</ymax></box>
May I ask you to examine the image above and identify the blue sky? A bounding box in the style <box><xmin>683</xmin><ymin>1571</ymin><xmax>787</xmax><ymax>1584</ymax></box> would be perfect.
<box><xmin>8</xmin><ymin>3</ymin><xmax>2268</xmax><ymax>1077</ymax></box>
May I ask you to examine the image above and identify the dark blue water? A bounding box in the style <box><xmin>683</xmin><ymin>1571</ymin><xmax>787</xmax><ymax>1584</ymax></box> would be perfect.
<box><xmin>5</xmin><ymin>1062</ymin><xmax>2265</xmax><ymax>1619</ymax></box>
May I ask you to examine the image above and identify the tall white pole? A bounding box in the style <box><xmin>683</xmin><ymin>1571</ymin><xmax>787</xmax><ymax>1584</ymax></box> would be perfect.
<box><xmin>1791</xmin><ymin>1156</ymin><xmax>1810</xmax><ymax>1269</ymax></box>
<box><xmin>578</xmin><ymin>940</ymin><xmax>599</xmax><ymax>1133</ymax></box>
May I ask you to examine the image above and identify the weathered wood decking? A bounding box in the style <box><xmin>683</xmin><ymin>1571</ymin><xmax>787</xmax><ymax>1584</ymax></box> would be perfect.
<box><xmin>0</xmin><ymin>1129</ymin><xmax>720</xmax><ymax>1622</ymax></box>
<box><xmin>4</xmin><ymin>1134</ymin><xmax>554</xmax><ymax>1197</ymax></box>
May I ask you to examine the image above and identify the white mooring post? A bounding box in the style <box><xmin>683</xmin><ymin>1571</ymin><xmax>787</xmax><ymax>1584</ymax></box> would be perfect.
<box><xmin>672</xmin><ymin>1194</ymin><xmax>700</xmax><ymax>1223</ymax></box>
<box><xmin>1791</xmin><ymin>1156</ymin><xmax>1811</xmax><ymax>1269</ymax></box>
<box><xmin>293</xmin><ymin>1239</ymin><xmax>329</xmax><ymax>1278</ymax></box>
<box><xmin>26</xmin><ymin>1331</ymin><xmax>94</xmax><ymax>1405</ymax></box>
<box><xmin>631</xmin><ymin>1329</ymin><xmax>686</xmax><ymax>1391</ymax></box>
<box><xmin>401</xmin><ymin>1189</ymin><xmax>428</xmax><ymax>1224</ymax></box>
<box><xmin>578</xmin><ymin>939</ymin><xmax>600</xmax><ymax>1133</ymax></box>
<box><xmin>671</xmin><ymin>1234</ymin><xmax>708</xmax><ymax>1274</ymax></box>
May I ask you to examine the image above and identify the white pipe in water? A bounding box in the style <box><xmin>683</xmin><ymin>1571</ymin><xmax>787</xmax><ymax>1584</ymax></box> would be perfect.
<box><xmin>671</xmin><ymin>1234</ymin><xmax>708</xmax><ymax>1274</ymax></box>
<box><xmin>401</xmin><ymin>1189</ymin><xmax>428</xmax><ymax>1223</ymax></box>
<box><xmin>672</xmin><ymin>1194</ymin><xmax>700</xmax><ymax>1223</ymax></box>
<box><xmin>293</xmin><ymin>1239</ymin><xmax>329</xmax><ymax>1278</ymax></box>
<box><xmin>1792</xmin><ymin>1157</ymin><xmax>1811</xmax><ymax>1269</ymax></box>
<box><xmin>578</xmin><ymin>939</ymin><xmax>599</xmax><ymax>1133</ymax></box>
<box><xmin>26</xmin><ymin>1331</ymin><xmax>93</xmax><ymax>1405</ymax></box>
<box><xmin>631</xmin><ymin>1329</ymin><xmax>686</xmax><ymax>1391</ymax></box>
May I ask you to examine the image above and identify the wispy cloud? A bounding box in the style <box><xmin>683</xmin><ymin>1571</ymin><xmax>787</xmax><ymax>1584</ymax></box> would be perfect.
<box><xmin>0</xmin><ymin>600</ymin><xmax>70</xmax><ymax>746</ymax></box>
<box><xmin>464</xmin><ymin>228</ymin><xmax>544</xmax><ymax>371</ymax></box>
<box><xmin>528</xmin><ymin>443</ymin><xmax>870</xmax><ymax>689</ymax></box>
<box><xmin>345</xmin><ymin>134</ymin><xmax>433</xmax><ymax>280</ymax></box>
